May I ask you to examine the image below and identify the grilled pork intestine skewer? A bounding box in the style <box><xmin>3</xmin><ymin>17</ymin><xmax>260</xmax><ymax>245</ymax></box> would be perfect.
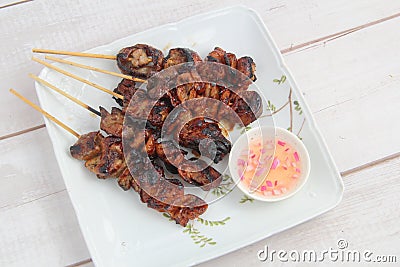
<box><xmin>29</xmin><ymin>62</ymin><xmax>229</xmax><ymax>185</ymax></box>
<box><xmin>20</xmin><ymin>45</ymin><xmax>261</xmax><ymax>226</ymax></box>
<box><xmin>33</xmin><ymin>45</ymin><xmax>257</xmax><ymax>83</ymax></box>
<box><xmin>30</xmin><ymin>44</ymin><xmax>260</xmax><ymax>184</ymax></box>
<box><xmin>29</xmin><ymin>72</ymin><xmax>225</xmax><ymax>189</ymax></box>
<box><xmin>112</xmin><ymin>46</ymin><xmax>261</xmax><ymax>128</ymax></box>
<box><xmin>32</xmin><ymin>44</ymin><xmax>260</xmax><ymax>163</ymax></box>
<box><xmin>44</xmin><ymin>55</ymin><xmax>146</xmax><ymax>83</ymax></box>
<box><xmin>29</xmin><ymin>74</ymin><xmax>101</xmax><ymax>117</ymax></box>
<box><xmin>33</xmin><ymin>44</ymin><xmax>163</xmax><ymax>80</ymax></box>
<box><xmin>32</xmin><ymin>45</ymin><xmax>259</xmax><ymax>123</ymax></box>
<box><xmin>10</xmin><ymin>89</ymin><xmax>81</xmax><ymax>138</ymax></box>
<box><xmin>9</xmin><ymin>89</ymin><xmax>208</xmax><ymax>226</ymax></box>
<box><xmin>25</xmin><ymin>74</ymin><xmax>224</xmax><ymax>210</ymax></box>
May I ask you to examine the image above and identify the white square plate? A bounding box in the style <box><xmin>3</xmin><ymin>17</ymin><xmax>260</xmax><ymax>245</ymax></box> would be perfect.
<box><xmin>36</xmin><ymin>6</ymin><xmax>344</xmax><ymax>267</ymax></box>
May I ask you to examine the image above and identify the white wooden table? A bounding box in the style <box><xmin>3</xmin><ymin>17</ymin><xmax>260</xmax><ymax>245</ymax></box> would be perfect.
<box><xmin>1</xmin><ymin>1</ymin><xmax>399</xmax><ymax>266</ymax></box>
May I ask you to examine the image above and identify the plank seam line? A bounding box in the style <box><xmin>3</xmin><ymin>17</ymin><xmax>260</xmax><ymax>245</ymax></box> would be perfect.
<box><xmin>280</xmin><ymin>11</ymin><xmax>400</xmax><ymax>54</ymax></box>
<box><xmin>340</xmin><ymin>151</ymin><xmax>400</xmax><ymax>177</ymax></box>
<box><xmin>65</xmin><ymin>258</ymin><xmax>92</xmax><ymax>267</ymax></box>
<box><xmin>0</xmin><ymin>0</ymin><xmax>33</xmax><ymax>9</ymax></box>
<box><xmin>0</xmin><ymin>124</ymin><xmax>45</xmax><ymax>141</ymax></box>
<box><xmin>3</xmin><ymin>13</ymin><xmax>400</xmax><ymax>139</ymax></box>
<box><xmin>284</xmin><ymin>27</ymin><xmax>360</xmax><ymax>54</ymax></box>
<box><xmin>0</xmin><ymin>189</ymin><xmax>66</xmax><ymax>210</ymax></box>
<box><xmin>314</xmin><ymin>98</ymin><xmax>353</xmax><ymax>114</ymax></box>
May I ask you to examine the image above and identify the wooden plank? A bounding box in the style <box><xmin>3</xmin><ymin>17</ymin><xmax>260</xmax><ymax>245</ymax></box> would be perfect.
<box><xmin>1</xmin><ymin>1</ymin><xmax>399</xmax><ymax>266</ymax></box>
<box><xmin>0</xmin><ymin>0</ymin><xmax>32</xmax><ymax>9</ymax></box>
<box><xmin>66</xmin><ymin>154</ymin><xmax>400</xmax><ymax>267</ymax></box>
<box><xmin>198</xmin><ymin>156</ymin><xmax>400</xmax><ymax>266</ymax></box>
<box><xmin>0</xmin><ymin>191</ymin><xmax>91</xmax><ymax>267</ymax></box>
<box><xmin>1</xmin><ymin>0</ymin><xmax>400</xmax><ymax>136</ymax></box>
<box><xmin>0</xmin><ymin>128</ymin><xmax>90</xmax><ymax>266</ymax></box>
<box><xmin>283</xmin><ymin>17</ymin><xmax>400</xmax><ymax>172</ymax></box>
<box><xmin>0</xmin><ymin>128</ymin><xmax>65</xmax><ymax>210</ymax></box>
<box><xmin>66</xmin><ymin>259</ymin><xmax>93</xmax><ymax>267</ymax></box>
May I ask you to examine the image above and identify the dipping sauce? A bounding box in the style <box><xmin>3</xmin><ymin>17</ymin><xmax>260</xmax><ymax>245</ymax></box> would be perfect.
<box><xmin>237</xmin><ymin>138</ymin><xmax>302</xmax><ymax>198</ymax></box>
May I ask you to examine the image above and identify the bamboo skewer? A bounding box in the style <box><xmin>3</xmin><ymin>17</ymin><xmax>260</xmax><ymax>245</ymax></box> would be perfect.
<box><xmin>29</xmin><ymin>74</ymin><xmax>101</xmax><ymax>117</ymax></box>
<box><xmin>31</xmin><ymin>57</ymin><xmax>124</xmax><ymax>100</ymax></box>
<box><xmin>9</xmin><ymin>89</ymin><xmax>80</xmax><ymax>138</ymax></box>
<box><xmin>44</xmin><ymin>56</ymin><xmax>147</xmax><ymax>83</ymax></box>
<box><xmin>32</xmin><ymin>48</ymin><xmax>116</xmax><ymax>60</ymax></box>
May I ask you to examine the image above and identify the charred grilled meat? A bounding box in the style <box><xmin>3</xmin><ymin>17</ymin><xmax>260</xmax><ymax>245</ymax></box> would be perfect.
<box><xmin>117</xmin><ymin>44</ymin><xmax>164</xmax><ymax>79</ymax></box>
<box><xmin>71</xmin><ymin>132</ymin><xmax>125</xmax><ymax>179</ymax></box>
<box><xmin>70</xmin><ymin>131</ymin><xmax>103</xmax><ymax>161</ymax></box>
<box><xmin>146</xmin><ymin>48</ymin><xmax>203</xmax><ymax>101</ymax></box>
<box><xmin>123</xmin><ymin>89</ymin><xmax>172</xmax><ymax>129</ymax></box>
<box><xmin>113</xmin><ymin>78</ymin><xmax>138</xmax><ymax>106</ymax></box>
<box><xmin>123</xmin><ymin>119</ymin><xmax>157</xmax><ymax>158</ymax></box>
<box><xmin>178</xmin><ymin>118</ymin><xmax>231</xmax><ymax>163</ymax></box>
<box><xmin>237</xmin><ymin>56</ymin><xmax>257</xmax><ymax>82</ymax></box>
<box><xmin>123</xmin><ymin>89</ymin><xmax>156</xmax><ymax>121</ymax></box>
<box><xmin>69</xmin><ymin>45</ymin><xmax>263</xmax><ymax>226</ymax></box>
<box><xmin>205</xmin><ymin>47</ymin><xmax>256</xmax><ymax>83</ymax></box>
<box><xmin>206</xmin><ymin>47</ymin><xmax>237</xmax><ymax>69</ymax></box>
<box><xmin>178</xmin><ymin>158</ymin><xmax>222</xmax><ymax>190</ymax></box>
<box><xmin>154</xmin><ymin>140</ymin><xmax>187</xmax><ymax>174</ymax></box>
<box><xmin>147</xmin><ymin>97</ymin><xmax>173</xmax><ymax>127</ymax></box>
<box><xmin>94</xmin><ymin>136</ymin><xmax>125</xmax><ymax>178</ymax></box>
<box><xmin>231</xmin><ymin>90</ymin><xmax>263</xmax><ymax>126</ymax></box>
<box><xmin>155</xmin><ymin>141</ymin><xmax>222</xmax><ymax>189</ymax></box>
<box><xmin>100</xmin><ymin>107</ymin><xmax>124</xmax><ymax>137</ymax></box>
<box><xmin>70</xmin><ymin>132</ymin><xmax>208</xmax><ymax>226</ymax></box>
<box><xmin>163</xmin><ymin>48</ymin><xmax>202</xmax><ymax>69</ymax></box>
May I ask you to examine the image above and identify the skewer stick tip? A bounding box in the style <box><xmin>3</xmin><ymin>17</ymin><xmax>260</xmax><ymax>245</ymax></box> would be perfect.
<box><xmin>28</xmin><ymin>74</ymin><xmax>101</xmax><ymax>117</ymax></box>
<box><xmin>31</xmin><ymin>56</ymin><xmax>124</xmax><ymax>100</ymax></box>
<box><xmin>9</xmin><ymin>88</ymin><xmax>80</xmax><ymax>138</ymax></box>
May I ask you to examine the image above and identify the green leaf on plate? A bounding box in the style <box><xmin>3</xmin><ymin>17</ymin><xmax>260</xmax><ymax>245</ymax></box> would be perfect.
<box><xmin>211</xmin><ymin>174</ymin><xmax>234</xmax><ymax>196</ymax></box>
<box><xmin>294</xmin><ymin>100</ymin><xmax>303</xmax><ymax>115</ymax></box>
<box><xmin>197</xmin><ymin>216</ymin><xmax>231</xmax><ymax>227</ymax></box>
<box><xmin>267</xmin><ymin>100</ymin><xmax>276</xmax><ymax>112</ymax></box>
<box><xmin>273</xmin><ymin>75</ymin><xmax>287</xmax><ymax>85</ymax></box>
<box><xmin>240</xmin><ymin>126</ymin><xmax>252</xmax><ymax>134</ymax></box>
<box><xmin>239</xmin><ymin>195</ymin><xmax>254</xmax><ymax>204</ymax></box>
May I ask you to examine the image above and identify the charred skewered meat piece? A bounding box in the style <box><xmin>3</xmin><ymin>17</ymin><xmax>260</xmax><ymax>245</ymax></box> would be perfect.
<box><xmin>154</xmin><ymin>140</ymin><xmax>187</xmax><ymax>174</ymax></box>
<box><xmin>70</xmin><ymin>131</ymin><xmax>102</xmax><ymax>161</ymax></box>
<box><xmin>68</xmin><ymin>45</ymin><xmax>264</xmax><ymax>227</ymax></box>
<box><xmin>145</xmin><ymin>48</ymin><xmax>203</xmax><ymax>101</ymax></box>
<box><xmin>70</xmin><ymin>132</ymin><xmax>208</xmax><ymax>226</ymax></box>
<box><xmin>122</xmin><ymin>89</ymin><xmax>172</xmax><ymax>129</ymax></box>
<box><xmin>237</xmin><ymin>56</ymin><xmax>257</xmax><ymax>82</ymax></box>
<box><xmin>155</xmin><ymin>141</ymin><xmax>222</xmax><ymax>189</ymax></box>
<box><xmin>147</xmin><ymin>97</ymin><xmax>173</xmax><ymax>127</ymax></box>
<box><xmin>178</xmin><ymin>118</ymin><xmax>231</xmax><ymax>163</ymax></box>
<box><xmin>117</xmin><ymin>44</ymin><xmax>164</xmax><ymax>79</ymax></box>
<box><xmin>100</xmin><ymin>107</ymin><xmax>124</xmax><ymax>137</ymax></box>
<box><xmin>70</xmin><ymin>131</ymin><xmax>125</xmax><ymax>178</ymax></box>
<box><xmin>163</xmin><ymin>48</ymin><xmax>202</xmax><ymax>69</ymax></box>
<box><xmin>177</xmin><ymin>158</ymin><xmax>222</xmax><ymax>190</ymax></box>
<box><xmin>206</xmin><ymin>47</ymin><xmax>237</xmax><ymax>69</ymax></box>
<box><xmin>231</xmin><ymin>90</ymin><xmax>263</xmax><ymax>126</ymax></box>
<box><xmin>205</xmin><ymin>47</ymin><xmax>257</xmax><ymax>82</ymax></box>
<box><xmin>113</xmin><ymin>78</ymin><xmax>138</xmax><ymax>106</ymax></box>
<box><xmin>122</xmin><ymin>118</ymin><xmax>157</xmax><ymax>158</ymax></box>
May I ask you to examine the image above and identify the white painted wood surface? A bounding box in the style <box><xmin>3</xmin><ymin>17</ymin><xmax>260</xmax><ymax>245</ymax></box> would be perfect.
<box><xmin>199</xmin><ymin>156</ymin><xmax>400</xmax><ymax>267</ymax></box>
<box><xmin>0</xmin><ymin>1</ymin><xmax>399</xmax><ymax>266</ymax></box>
